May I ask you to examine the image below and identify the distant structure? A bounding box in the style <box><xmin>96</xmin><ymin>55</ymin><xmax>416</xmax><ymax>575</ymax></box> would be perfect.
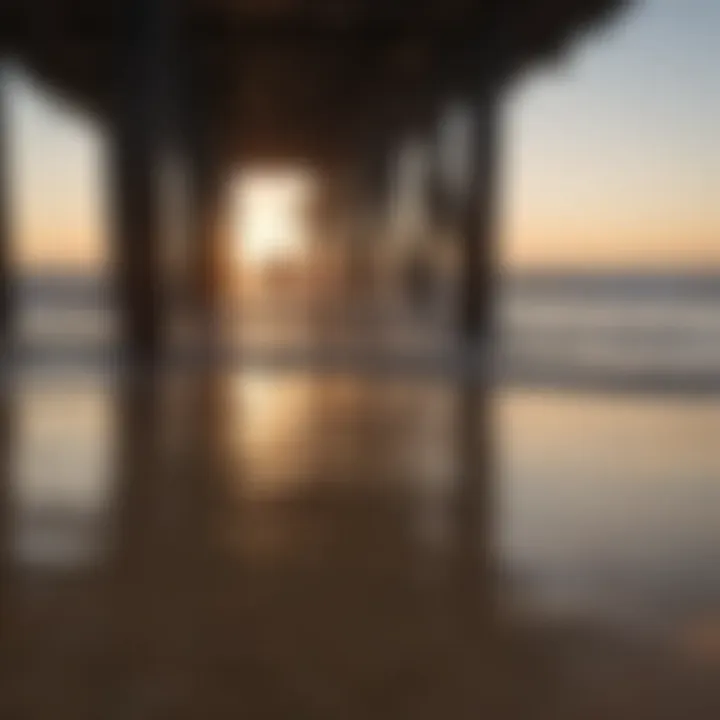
<box><xmin>0</xmin><ymin>0</ymin><xmax>627</xmax><ymax>362</ymax></box>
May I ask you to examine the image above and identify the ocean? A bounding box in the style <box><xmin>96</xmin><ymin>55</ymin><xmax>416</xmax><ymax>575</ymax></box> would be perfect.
<box><xmin>13</xmin><ymin>270</ymin><xmax>720</xmax><ymax>390</ymax></box>
<box><xmin>6</xmin><ymin>270</ymin><xmax>720</xmax><ymax>658</ymax></box>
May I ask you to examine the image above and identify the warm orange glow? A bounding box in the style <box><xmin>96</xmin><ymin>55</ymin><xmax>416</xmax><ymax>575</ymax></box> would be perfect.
<box><xmin>231</xmin><ymin>169</ymin><xmax>317</xmax><ymax>266</ymax></box>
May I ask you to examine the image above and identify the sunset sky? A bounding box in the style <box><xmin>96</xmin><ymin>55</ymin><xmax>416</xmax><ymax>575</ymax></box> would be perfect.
<box><xmin>503</xmin><ymin>1</ymin><xmax>720</xmax><ymax>268</ymax></box>
<box><xmin>3</xmin><ymin>1</ymin><xmax>720</xmax><ymax>271</ymax></box>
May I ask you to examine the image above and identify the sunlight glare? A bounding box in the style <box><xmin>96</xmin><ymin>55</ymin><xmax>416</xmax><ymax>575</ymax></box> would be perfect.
<box><xmin>232</xmin><ymin>168</ymin><xmax>316</xmax><ymax>265</ymax></box>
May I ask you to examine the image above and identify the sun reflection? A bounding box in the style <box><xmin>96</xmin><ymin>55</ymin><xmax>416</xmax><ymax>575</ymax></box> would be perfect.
<box><xmin>228</xmin><ymin>372</ymin><xmax>315</xmax><ymax>498</ymax></box>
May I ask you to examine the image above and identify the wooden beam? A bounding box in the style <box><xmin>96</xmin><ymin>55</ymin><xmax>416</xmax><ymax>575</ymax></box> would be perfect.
<box><xmin>459</xmin><ymin>83</ymin><xmax>499</xmax><ymax>346</ymax></box>
<box><xmin>108</xmin><ymin>0</ymin><xmax>180</xmax><ymax>365</ymax></box>
<box><xmin>182</xmin><ymin>54</ymin><xmax>229</xmax><ymax>331</ymax></box>
<box><xmin>0</xmin><ymin>66</ymin><xmax>10</xmax><ymax>342</ymax></box>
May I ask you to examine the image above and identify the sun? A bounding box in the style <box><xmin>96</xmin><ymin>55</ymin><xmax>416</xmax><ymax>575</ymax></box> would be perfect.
<box><xmin>231</xmin><ymin>168</ymin><xmax>317</xmax><ymax>266</ymax></box>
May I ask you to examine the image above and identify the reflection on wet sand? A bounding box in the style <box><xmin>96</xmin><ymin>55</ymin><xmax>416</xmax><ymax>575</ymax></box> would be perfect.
<box><xmin>0</xmin><ymin>369</ymin><xmax>719</xmax><ymax>718</ymax></box>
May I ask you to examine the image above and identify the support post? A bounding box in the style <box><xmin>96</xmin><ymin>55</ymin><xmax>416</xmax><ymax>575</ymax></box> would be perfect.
<box><xmin>459</xmin><ymin>84</ymin><xmax>499</xmax><ymax>347</ymax></box>
<box><xmin>426</xmin><ymin>107</ymin><xmax>452</xmax><ymax>238</ymax></box>
<box><xmin>110</xmin><ymin>0</ymin><xmax>178</xmax><ymax>366</ymax></box>
<box><xmin>107</xmin><ymin>0</ymin><xmax>180</xmax><ymax>699</ymax></box>
<box><xmin>189</xmin><ymin>154</ymin><xmax>225</xmax><ymax>333</ymax></box>
<box><xmin>0</xmin><ymin>65</ymin><xmax>11</xmax><ymax>344</ymax></box>
<box><xmin>183</xmin><ymin>73</ymin><xmax>226</xmax><ymax>334</ymax></box>
<box><xmin>0</xmin><ymin>71</ymin><xmax>13</xmax><ymax>642</ymax></box>
<box><xmin>346</xmin><ymin>139</ymin><xmax>388</xmax><ymax>302</ymax></box>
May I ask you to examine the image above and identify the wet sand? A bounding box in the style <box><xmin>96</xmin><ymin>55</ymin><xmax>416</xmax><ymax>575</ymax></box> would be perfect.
<box><xmin>0</xmin><ymin>366</ymin><xmax>719</xmax><ymax>718</ymax></box>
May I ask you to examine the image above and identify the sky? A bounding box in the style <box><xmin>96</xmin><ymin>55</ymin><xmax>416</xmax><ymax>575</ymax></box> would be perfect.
<box><xmin>3</xmin><ymin>0</ymin><xmax>720</xmax><ymax>271</ymax></box>
<box><xmin>4</xmin><ymin>69</ymin><xmax>107</xmax><ymax>269</ymax></box>
<box><xmin>503</xmin><ymin>0</ymin><xmax>720</xmax><ymax>269</ymax></box>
